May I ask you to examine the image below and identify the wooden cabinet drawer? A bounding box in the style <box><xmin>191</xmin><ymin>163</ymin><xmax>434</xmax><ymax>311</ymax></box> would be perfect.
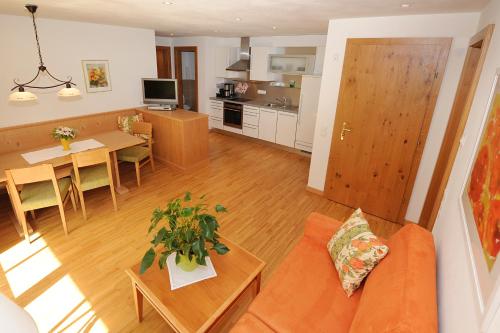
<box><xmin>243</xmin><ymin>110</ymin><xmax>259</xmax><ymax>126</ymax></box>
<box><xmin>210</xmin><ymin>100</ymin><xmax>223</xmax><ymax>108</ymax></box>
<box><xmin>209</xmin><ymin>116</ymin><xmax>223</xmax><ymax>129</ymax></box>
<box><xmin>243</xmin><ymin>105</ymin><xmax>260</xmax><ymax>113</ymax></box>
<box><xmin>243</xmin><ymin>124</ymin><xmax>258</xmax><ymax>138</ymax></box>
<box><xmin>210</xmin><ymin>107</ymin><xmax>223</xmax><ymax>118</ymax></box>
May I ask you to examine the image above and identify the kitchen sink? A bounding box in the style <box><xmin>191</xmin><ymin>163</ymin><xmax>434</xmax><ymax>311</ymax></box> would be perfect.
<box><xmin>265</xmin><ymin>103</ymin><xmax>287</xmax><ymax>108</ymax></box>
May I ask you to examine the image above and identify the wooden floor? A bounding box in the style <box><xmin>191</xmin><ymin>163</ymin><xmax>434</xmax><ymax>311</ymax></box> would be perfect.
<box><xmin>0</xmin><ymin>132</ymin><xmax>401</xmax><ymax>332</ymax></box>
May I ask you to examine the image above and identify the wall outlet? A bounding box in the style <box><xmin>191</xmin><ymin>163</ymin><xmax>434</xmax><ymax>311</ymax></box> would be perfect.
<box><xmin>257</xmin><ymin>89</ymin><xmax>267</xmax><ymax>95</ymax></box>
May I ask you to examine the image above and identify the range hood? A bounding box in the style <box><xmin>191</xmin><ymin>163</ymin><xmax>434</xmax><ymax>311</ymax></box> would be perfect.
<box><xmin>226</xmin><ymin>37</ymin><xmax>250</xmax><ymax>72</ymax></box>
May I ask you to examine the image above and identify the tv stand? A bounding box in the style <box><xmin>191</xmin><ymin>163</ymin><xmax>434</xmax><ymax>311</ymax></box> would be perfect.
<box><xmin>147</xmin><ymin>104</ymin><xmax>177</xmax><ymax>111</ymax></box>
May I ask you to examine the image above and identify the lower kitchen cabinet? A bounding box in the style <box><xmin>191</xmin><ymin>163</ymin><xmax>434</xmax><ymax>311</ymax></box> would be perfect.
<box><xmin>258</xmin><ymin>108</ymin><xmax>278</xmax><ymax>143</ymax></box>
<box><xmin>243</xmin><ymin>124</ymin><xmax>258</xmax><ymax>138</ymax></box>
<box><xmin>276</xmin><ymin>111</ymin><xmax>298</xmax><ymax>148</ymax></box>
<box><xmin>209</xmin><ymin>116</ymin><xmax>223</xmax><ymax>129</ymax></box>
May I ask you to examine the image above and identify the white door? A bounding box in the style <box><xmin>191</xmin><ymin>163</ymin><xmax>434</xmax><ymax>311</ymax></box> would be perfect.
<box><xmin>258</xmin><ymin>108</ymin><xmax>277</xmax><ymax>142</ymax></box>
<box><xmin>295</xmin><ymin>75</ymin><xmax>321</xmax><ymax>152</ymax></box>
<box><xmin>276</xmin><ymin>111</ymin><xmax>298</xmax><ymax>147</ymax></box>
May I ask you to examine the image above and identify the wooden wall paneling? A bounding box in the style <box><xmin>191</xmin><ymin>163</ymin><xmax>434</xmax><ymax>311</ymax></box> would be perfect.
<box><xmin>0</xmin><ymin>108</ymin><xmax>137</xmax><ymax>155</ymax></box>
<box><xmin>324</xmin><ymin>38</ymin><xmax>451</xmax><ymax>223</ymax></box>
<box><xmin>419</xmin><ymin>24</ymin><xmax>495</xmax><ymax>230</ymax></box>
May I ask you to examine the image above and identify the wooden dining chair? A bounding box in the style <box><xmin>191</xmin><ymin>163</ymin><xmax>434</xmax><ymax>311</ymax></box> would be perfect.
<box><xmin>116</xmin><ymin>121</ymin><xmax>155</xmax><ymax>187</ymax></box>
<box><xmin>71</xmin><ymin>148</ymin><xmax>117</xmax><ymax>220</ymax></box>
<box><xmin>5</xmin><ymin>164</ymin><xmax>77</xmax><ymax>243</ymax></box>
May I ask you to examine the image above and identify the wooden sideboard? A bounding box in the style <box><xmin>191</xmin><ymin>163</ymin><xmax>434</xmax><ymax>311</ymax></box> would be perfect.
<box><xmin>136</xmin><ymin>107</ymin><xmax>209</xmax><ymax>171</ymax></box>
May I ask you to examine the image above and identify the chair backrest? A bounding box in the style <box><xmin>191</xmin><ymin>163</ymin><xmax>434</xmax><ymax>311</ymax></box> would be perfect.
<box><xmin>132</xmin><ymin>122</ymin><xmax>153</xmax><ymax>149</ymax></box>
<box><xmin>71</xmin><ymin>147</ymin><xmax>109</xmax><ymax>168</ymax></box>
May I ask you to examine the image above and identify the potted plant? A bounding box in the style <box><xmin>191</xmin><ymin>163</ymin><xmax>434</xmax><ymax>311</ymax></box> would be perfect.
<box><xmin>140</xmin><ymin>192</ymin><xmax>229</xmax><ymax>274</ymax></box>
<box><xmin>51</xmin><ymin>126</ymin><xmax>76</xmax><ymax>151</ymax></box>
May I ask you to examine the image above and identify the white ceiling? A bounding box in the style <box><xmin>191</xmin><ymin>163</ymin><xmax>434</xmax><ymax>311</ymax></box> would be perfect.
<box><xmin>0</xmin><ymin>0</ymin><xmax>488</xmax><ymax>37</ymax></box>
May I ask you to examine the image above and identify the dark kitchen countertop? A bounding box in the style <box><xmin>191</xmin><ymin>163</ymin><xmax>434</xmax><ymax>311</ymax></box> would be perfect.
<box><xmin>209</xmin><ymin>97</ymin><xmax>299</xmax><ymax>114</ymax></box>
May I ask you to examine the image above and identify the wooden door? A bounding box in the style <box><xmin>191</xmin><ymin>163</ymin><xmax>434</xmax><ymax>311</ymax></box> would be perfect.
<box><xmin>419</xmin><ymin>25</ymin><xmax>494</xmax><ymax>230</ymax></box>
<box><xmin>156</xmin><ymin>46</ymin><xmax>171</xmax><ymax>79</ymax></box>
<box><xmin>325</xmin><ymin>38</ymin><xmax>451</xmax><ymax>223</ymax></box>
<box><xmin>174</xmin><ymin>46</ymin><xmax>198</xmax><ymax>112</ymax></box>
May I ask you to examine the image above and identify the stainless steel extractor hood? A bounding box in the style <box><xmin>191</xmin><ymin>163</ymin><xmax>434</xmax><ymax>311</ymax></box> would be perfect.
<box><xmin>226</xmin><ymin>37</ymin><xmax>250</xmax><ymax>72</ymax></box>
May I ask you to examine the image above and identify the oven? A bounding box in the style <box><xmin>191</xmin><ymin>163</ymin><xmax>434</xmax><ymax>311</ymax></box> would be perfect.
<box><xmin>223</xmin><ymin>102</ymin><xmax>242</xmax><ymax>129</ymax></box>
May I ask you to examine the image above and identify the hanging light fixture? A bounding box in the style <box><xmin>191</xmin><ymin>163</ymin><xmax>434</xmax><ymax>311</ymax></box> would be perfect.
<box><xmin>9</xmin><ymin>4</ymin><xmax>80</xmax><ymax>101</ymax></box>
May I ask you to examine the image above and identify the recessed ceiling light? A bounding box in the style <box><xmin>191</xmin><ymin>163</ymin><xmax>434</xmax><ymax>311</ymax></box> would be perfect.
<box><xmin>213</xmin><ymin>29</ymin><xmax>219</xmax><ymax>33</ymax></box>
<box><xmin>170</xmin><ymin>32</ymin><xmax>174</xmax><ymax>36</ymax></box>
<box><xmin>400</xmin><ymin>3</ymin><xmax>411</xmax><ymax>8</ymax></box>
<box><xmin>272</xmin><ymin>26</ymin><xmax>277</xmax><ymax>30</ymax></box>
<box><xmin>235</xmin><ymin>17</ymin><xmax>241</xmax><ymax>22</ymax></box>
<box><xmin>162</xmin><ymin>1</ymin><xmax>174</xmax><ymax>5</ymax></box>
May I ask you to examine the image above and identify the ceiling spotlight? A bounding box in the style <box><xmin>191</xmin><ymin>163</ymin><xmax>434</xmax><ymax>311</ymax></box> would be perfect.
<box><xmin>162</xmin><ymin>1</ymin><xmax>174</xmax><ymax>4</ymax></box>
<box><xmin>272</xmin><ymin>26</ymin><xmax>277</xmax><ymax>30</ymax></box>
<box><xmin>400</xmin><ymin>3</ymin><xmax>411</xmax><ymax>8</ymax></box>
<box><xmin>170</xmin><ymin>32</ymin><xmax>174</xmax><ymax>36</ymax></box>
<box><xmin>235</xmin><ymin>17</ymin><xmax>241</xmax><ymax>22</ymax></box>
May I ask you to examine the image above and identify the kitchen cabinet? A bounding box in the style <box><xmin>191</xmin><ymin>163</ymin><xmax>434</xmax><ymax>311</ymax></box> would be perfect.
<box><xmin>269</xmin><ymin>54</ymin><xmax>315</xmax><ymax>75</ymax></box>
<box><xmin>258</xmin><ymin>108</ymin><xmax>278</xmax><ymax>142</ymax></box>
<box><xmin>276</xmin><ymin>111</ymin><xmax>298</xmax><ymax>147</ymax></box>
<box><xmin>295</xmin><ymin>75</ymin><xmax>321</xmax><ymax>152</ymax></box>
<box><xmin>243</xmin><ymin>105</ymin><xmax>260</xmax><ymax>138</ymax></box>
<box><xmin>250</xmin><ymin>47</ymin><xmax>283</xmax><ymax>81</ymax></box>
<box><xmin>208</xmin><ymin>100</ymin><xmax>223</xmax><ymax>129</ymax></box>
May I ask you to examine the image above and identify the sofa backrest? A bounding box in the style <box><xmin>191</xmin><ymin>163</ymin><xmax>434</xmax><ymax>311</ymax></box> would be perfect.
<box><xmin>348</xmin><ymin>223</ymin><xmax>437</xmax><ymax>333</ymax></box>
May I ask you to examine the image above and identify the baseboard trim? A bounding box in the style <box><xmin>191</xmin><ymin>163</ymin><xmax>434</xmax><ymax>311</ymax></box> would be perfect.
<box><xmin>306</xmin><ymin>186</ymin><xmax>324</xmax><ymax>196</ymax></box>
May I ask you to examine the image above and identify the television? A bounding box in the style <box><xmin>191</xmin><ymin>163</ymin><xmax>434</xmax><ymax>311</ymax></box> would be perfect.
<box><xmin>142</xmin><ymin>78</ymin><xmax>178</xmax><ymax>105</ymax></box>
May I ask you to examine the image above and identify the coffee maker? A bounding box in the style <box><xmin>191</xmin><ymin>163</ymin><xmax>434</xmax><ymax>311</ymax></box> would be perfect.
<box><xmin>223</xmin><ymin>83</ymin><xmax>235</xmax><ymax>98</ymax></box>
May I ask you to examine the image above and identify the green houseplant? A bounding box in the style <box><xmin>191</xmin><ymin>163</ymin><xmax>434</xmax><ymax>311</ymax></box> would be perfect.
<box><xmin>140</xmin><ymin>192</ymin><xmax>229</xmax><ymax>273</ymax></box>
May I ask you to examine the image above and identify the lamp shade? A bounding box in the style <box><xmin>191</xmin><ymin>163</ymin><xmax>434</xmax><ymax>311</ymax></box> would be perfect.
<box><xmin>8</xmin><ymin>90</ymin><xmax>37</xmax><ymax>101</ymax></box>
<box><xmin>57</xmin><ymin>87</ymin><xmax>81</xmax><ymax>97</ymax></box>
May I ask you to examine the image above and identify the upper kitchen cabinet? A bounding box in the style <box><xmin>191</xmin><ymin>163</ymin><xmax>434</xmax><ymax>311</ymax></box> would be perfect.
<box><xmin>269</xmin><ymin>54</ymin><xmax>315</xmax><ymax>75</ymax></box>
<box><xmin>250</xmin><ymin>47</ymin><xmax>283</xmax><ymax>81</ymax></box>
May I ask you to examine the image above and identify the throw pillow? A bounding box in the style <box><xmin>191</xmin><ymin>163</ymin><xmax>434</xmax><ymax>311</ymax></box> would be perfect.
<box><xmin>327</xmin><ymin>208</ymin><xmax>389</xmax><ymax>297</ymax></box>
<box><xmin>118</xmin><ymin>113</ymin><xmax>143</xmax><ymax>134</ymax></box>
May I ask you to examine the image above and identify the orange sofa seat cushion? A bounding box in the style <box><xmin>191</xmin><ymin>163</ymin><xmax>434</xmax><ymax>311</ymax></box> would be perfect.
<box><xmin>230</xmin><ymin>313</ymin><xmax>275</xmax><ymax>332</ymax></box>
<box><xmin>247</xmin><ymin>213</ymin><xmax>362</xmax><ymax>333</ymax></box>
<box><xmin>349</xmin><ymin>223</ymin><xmax>437</xmax><ymax>333</ymax></box>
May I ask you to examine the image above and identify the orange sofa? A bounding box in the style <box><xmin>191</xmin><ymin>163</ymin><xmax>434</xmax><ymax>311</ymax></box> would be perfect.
<box><xmin>231</xmin><ymin>213</ymin><xmax>437</xmax><ymax>333</ymax></box>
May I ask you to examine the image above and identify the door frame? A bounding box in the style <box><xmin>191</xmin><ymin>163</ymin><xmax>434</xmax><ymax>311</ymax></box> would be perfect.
<box><xmin>419</xmin><ymin>25</ymin><xmax>495</xmax><ymax>230</ymax></box>
<box><xmin>324</xmin><ymin>37</ymin><xmax>452</xmax><ymax>224</ymax></box>
<box><xmin>174</xmin><ymin>46</ymin><xmax>199</xmax><ymax>112</ymax></box>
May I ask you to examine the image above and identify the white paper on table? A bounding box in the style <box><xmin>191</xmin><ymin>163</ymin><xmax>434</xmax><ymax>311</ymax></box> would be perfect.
<box><xmin>166</xmin><ymin>253</ymin><xmax>217</xmax><ymax>290</ymax></box>
<box><xmin>21</xmin><ymin>139</ymin><xmax>105</xmax><ymax>165</ymax></box>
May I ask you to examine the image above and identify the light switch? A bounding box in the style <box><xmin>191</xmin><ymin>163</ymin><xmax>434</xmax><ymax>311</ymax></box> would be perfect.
<box><xmin>257</xmin><ymin>90</ymin><xmax>267</xmax><ymax>95</ymax></box>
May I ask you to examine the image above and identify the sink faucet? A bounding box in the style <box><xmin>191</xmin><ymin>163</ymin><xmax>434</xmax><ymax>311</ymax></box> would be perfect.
<box><xmin>276</xmin><ymin>96</ymin><xmax>288</xmax><ymax>107</ymax></box>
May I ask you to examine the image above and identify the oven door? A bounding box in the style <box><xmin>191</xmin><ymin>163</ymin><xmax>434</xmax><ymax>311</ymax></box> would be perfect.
<box><xmin>223</xmin><ymin>105</ymin><xmax>242</xmax><ymax>129</ymax></box>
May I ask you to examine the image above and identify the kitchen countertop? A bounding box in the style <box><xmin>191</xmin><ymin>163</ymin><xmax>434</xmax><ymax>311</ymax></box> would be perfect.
<box><xmin>209</xmin><ymin>97</ymin><xmax>299</xmax><ymax>114</ymax></box>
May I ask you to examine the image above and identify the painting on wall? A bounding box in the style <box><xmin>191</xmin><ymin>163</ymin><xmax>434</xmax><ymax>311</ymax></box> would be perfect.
<box><xmin>82</xmin><ymin>60</ymin><xmax>112</xmax><ymax>93</ymax></box>
<box><xmin>461</xmin><ymin>69</ymin><xmax>500</xmax><ymax>310</ymax></box>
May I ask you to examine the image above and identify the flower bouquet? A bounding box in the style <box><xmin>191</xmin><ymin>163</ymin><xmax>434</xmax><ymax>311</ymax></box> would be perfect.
<box><xmin>51</xmin><ymin>126</ymin><xmax>76</xmax><ymax>151</ymax></box>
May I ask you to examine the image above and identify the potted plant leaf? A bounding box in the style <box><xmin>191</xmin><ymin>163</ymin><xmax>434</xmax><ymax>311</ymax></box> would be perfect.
<box><xmin>140</xmin><ymin>192</ymin><xmax>230</xmax><ymax>274</ymax></box>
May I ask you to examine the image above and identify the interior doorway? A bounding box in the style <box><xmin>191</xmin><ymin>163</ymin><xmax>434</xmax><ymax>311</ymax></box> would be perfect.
<box><xmin>324</xmin><ymin>38</ymin><xmax>451</xmax><ymax>224</ymax></box>
<box><xmin>419</xmin><ymin>24</ymin><xmax>495</xmax><ymax>230</ymax></box>
<box><xmin>174</xmin><ymin>46</ymin><xmax>198</xmax><ymax>112</ymax></box>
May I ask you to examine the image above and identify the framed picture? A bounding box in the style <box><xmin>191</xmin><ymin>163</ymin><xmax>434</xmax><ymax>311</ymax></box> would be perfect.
<box><xmin>460</xmin><ymin>68</ymin><xmax>500</xmax><ymax>317</ymax></box>
<box><xmin>81</xmin><ymin>60</ymin><xmax>112</xmax><ymax>93</ymax></box>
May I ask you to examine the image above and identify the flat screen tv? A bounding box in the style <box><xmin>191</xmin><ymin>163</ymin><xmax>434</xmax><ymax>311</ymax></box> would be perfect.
<box><xmin>142</xmin><ymin>78</ymin><xmax>178</xmax><ymax>105</ymax></box>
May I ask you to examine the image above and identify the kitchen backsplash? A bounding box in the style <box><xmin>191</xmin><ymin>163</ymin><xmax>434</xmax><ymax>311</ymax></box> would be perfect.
<box><xmin>229</xmin><ymin>79</ymin><xmax>302</xmax><ymax>106</ymax></box>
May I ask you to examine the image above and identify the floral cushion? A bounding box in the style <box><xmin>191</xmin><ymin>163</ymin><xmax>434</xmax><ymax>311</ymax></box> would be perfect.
<box><xmin>327</xmin><ymin>208</ymin><xmax>389</xmax><ymax>297</ymax></box>
<box><xmin>117</xmin><ymin>113</ymin><xmax>143</xmax><ymax>134</ymax></box>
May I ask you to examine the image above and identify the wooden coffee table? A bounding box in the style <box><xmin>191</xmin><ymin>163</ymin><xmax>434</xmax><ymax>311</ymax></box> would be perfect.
<box><xmin>126</xmin><ymin>237</ymin><xmax>265</xmax><ymax>333</ymax></box>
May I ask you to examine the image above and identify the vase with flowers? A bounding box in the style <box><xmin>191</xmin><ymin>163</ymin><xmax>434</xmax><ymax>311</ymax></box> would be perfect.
<box><xmin>51</xmin><ymin>126</ymin><xmax>76</xmax><ymax>151</ymax></box>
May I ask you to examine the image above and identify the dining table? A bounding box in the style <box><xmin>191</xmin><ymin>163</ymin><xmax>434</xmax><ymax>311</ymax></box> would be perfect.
<box><xmin>0</xmin><ymin>130</ymin><xmax>144</xmax><ymax>237</ymax></box>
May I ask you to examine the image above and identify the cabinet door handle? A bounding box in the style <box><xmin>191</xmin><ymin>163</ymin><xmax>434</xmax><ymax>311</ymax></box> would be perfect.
<box><xmin>340</xmin><ymin>121</ymin><xmax>352</xmax><ymax>141</ymax></box>
<box><xmin>298</xmin><ymin>94</ymin><xmax>304</xmax><ymax>125</ymax></box>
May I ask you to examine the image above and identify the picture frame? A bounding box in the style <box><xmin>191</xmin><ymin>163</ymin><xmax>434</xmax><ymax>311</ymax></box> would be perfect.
<box><xmin>81</xmin><ymin>60</ymin><xmax>112</xmax><ymax>93</ymax></box>
<box><xmin>460</xmin><ymin>68</ymin><xmax>500</xmax><ymax>323</ymax></box>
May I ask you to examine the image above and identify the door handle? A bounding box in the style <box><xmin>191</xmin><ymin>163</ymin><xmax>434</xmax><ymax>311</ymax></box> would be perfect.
<box><xmin>340</xmin><ymin>121</ymin><xmax>352</xmax><ymax>141</ymax></box>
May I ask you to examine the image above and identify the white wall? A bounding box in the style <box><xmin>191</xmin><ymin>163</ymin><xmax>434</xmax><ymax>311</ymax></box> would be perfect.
<box><xmin>433</xmin><ymin>0</ymin><xmax>500</xmax><ymax>332</ymax></box>
<box><xmin>0</xmin><ymin>15</ymin><xmax>157</xmax><ymax>128</ymax></box>
<box><xmin>155</xmin><ymin>35</ymin><xmax>326</xmax><ymax>115</ymax></box>
<box><xmin>308</xmin><ymin>13</ymin><xmax>480</xmax><ymax>222</ymax></box>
